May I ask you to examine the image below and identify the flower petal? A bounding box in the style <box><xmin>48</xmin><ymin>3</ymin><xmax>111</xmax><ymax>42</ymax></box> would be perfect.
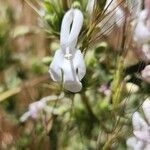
<box><xmin>49</xmin><ymin>50</ymin><xmax>63</xmax><ymax>82</ymax></box>
<box><xmin>126</xmin><ymin>137</ymin><xmax>137</xmax><ymax>149</ymax></box>
<box><xmin>142</xmin><ymin>98</ymin><xmax>150</xmax><ymax>125</ymax></box>
<box><xmin>126</xmin><ymin>0</ymin><xmax>142</xmax><ymax>19</ymax></box>
<box><xmin>29</xmin><ymin>101</ymin><xmax>45</xmax><ymax>119</ymax></box>
<box><xmin>64</xmin><ymin>79</ymin><xmax>82</xmax><ymax>93</ymax></box>
<box><xmin>74</xmin><ymin>50</ymin><xmax>86</xmax><ymax>80</ymax></box>
<box><xmin>68</xmin><ymin>9</ymin><xmax>83</xmax><ymax>49</ymax></box>
<box><xmin>62</xmin><ymin>58</ymin><xmax>82</xmax><ymax>93</ymax></box>
<box><xmin>145</xmin><ymin>144</ymin><xmax>150</xmax><ymax>150</ymax></box>
<box><xmin>132</xmin><ymin>112</ymin><xmax>148</xmax><ymax>131</ymax></box>
<box><xmin>133</xmin><ymin>130</ymin><xmax>150</xmax><ymax>142</ymax></box>
<box><xmin>20</xmin><ymin>112</ymin><xmax>30</xmax><ymax>122</ymax></box>
<box><xmin>134</xmin><ymin>140</ymin><xmax>145</xmax><ymax>150</ymax></box>
<box><xmin>134</xmin><ymin>10</ymin><xmax>150</xmax><ymax>44</ymax></box>
<box><xmin>60</xmin><ymin>9</ymin><xmax>83</xmax><ymax>52</ymax></box>
<box><xmin>60</xmin><ymin>9</ymin><xmax>74</xmax><ymax>51</ymax></box>
<box><xmin>126</xmin><ymin>137</ymin><xmax>144</xmax><ymax>150</ymax></box>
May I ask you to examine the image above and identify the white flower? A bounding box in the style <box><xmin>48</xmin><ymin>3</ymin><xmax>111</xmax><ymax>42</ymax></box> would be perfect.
<box><xmin>49</xmin><ymin>9</ymin><xmax>86</xmax><ymax>93</ymax></box>
<box><xmin>134</xmin><ymin>9</ymin><xmax>150</xmax><ymax>44</ymax></box>
<box><xmin>99</xmin><ymin>0</ymin><xmax>125</xmax><ymax>35</ymax></box>
<box><xmin>126</xmin><ymin>99</ymin><xmax>150</xmax><ymax>150</ymax></box>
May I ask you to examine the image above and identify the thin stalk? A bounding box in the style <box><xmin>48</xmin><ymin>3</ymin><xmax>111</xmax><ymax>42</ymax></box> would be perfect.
<box><xmin>61</xmin><ymin>0</ymin><xmax>68</xmax><ymax>10</ymax></box>
<box><xmin>24</xmin><ymin>0</ymin><xmax>41</xmax><ymax>17</ymax></box>
<box><xmin>102</xmin><ymin>135</ymin><xmax>114</xmax><ymax>150</ymax></box>
<box><xmin>80</xmin><ymin>22</ymin><xmax>97</xmax><ymax>52</ymax></box>
<box><xmin>101</xmin><ymin>125</ymin><xmax>122</xmax><ymax>150</ymax></box>
<box><xmin>111</xmin><ymin>14</ymin><xmax>127</xmax><ymax>110</ymax></box>
<box><xmin>111</xmin><ymin>55</ymin><xmax>124</xmax><ymax>109</ymax></box>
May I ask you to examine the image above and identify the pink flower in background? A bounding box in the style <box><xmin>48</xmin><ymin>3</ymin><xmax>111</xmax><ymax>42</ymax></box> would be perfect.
<box><xmin>20</xmin><ymin>101</ymin><xmax>46</xmax><ymax>122</ymax></box>
<box><xmin>28</xmin><ymin>101</ymin><xmax>46</xmax><ymax>119</ymax></box>
<box><xmin>20</xmin><ymin>94</ymin><xmax>64</xmax><ymax>122</ymax></box>
<box><xmin>98</xmin><ymin>84</ymin><xmax>111</xmax><ymax>96</ymax></box>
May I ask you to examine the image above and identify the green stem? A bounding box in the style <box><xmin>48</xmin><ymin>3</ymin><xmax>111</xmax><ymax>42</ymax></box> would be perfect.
<box><xmin>102</xmin><ymin>136</ymin><xmax>114</xmax><ymax>150</ymax></box>
<box><xmin>80</xmin><ymin>22</ymin><xmax>97</xmax><ymax>52</ymax></box>
<box><xmin>101</xmin><ymin>125</ymin><xmax>122</xmax><ymax>150</ymax></box>
<box><xmin>61</xmin><ymin>0</ymin><xmax>68</xmax><ymax>10</ymax></box>
<box><xmin>24</xmin><ymin>0</ymin><xmax>41</xmax><ymax>17</ymax></box>
<box><xmin>111</xmin><ymin>55</ymin><xmax>124</xmax><ymax>109</ymax></box>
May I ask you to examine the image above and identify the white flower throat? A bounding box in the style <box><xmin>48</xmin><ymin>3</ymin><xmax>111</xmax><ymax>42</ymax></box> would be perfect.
<box><xmin>64</xmin><ymin>47</ymin><xmax>72</xmax><ymax>60</ymax></box>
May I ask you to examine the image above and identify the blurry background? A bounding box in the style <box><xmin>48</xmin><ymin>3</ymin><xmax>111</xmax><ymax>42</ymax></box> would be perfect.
<box><xmin>0</xmin><ymin>0</ymin><xmax>147</xmax><ymax>149</ymax></box>
<box><xmin>0</xmin><ymin>0</ymin><xmax>52</xmax><ymax>149</ymax></box>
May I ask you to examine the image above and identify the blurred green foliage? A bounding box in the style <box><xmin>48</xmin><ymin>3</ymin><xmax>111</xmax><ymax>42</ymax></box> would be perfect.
<box><xmin>0</xmin><ymin>0</ymin><xmax>149</xmax><ymax>150</ymax></box>
<box><xmin>0</xmin><ymin>4</ymin><xmax>15</xmax><ymax>70</ymax></box>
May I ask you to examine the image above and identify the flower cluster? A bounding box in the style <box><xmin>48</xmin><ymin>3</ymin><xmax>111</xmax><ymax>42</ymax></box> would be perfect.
<box><xmin>127</xmin><ymin>99</ymin><xmax>150</xmax><ymax>150</ymax></box>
